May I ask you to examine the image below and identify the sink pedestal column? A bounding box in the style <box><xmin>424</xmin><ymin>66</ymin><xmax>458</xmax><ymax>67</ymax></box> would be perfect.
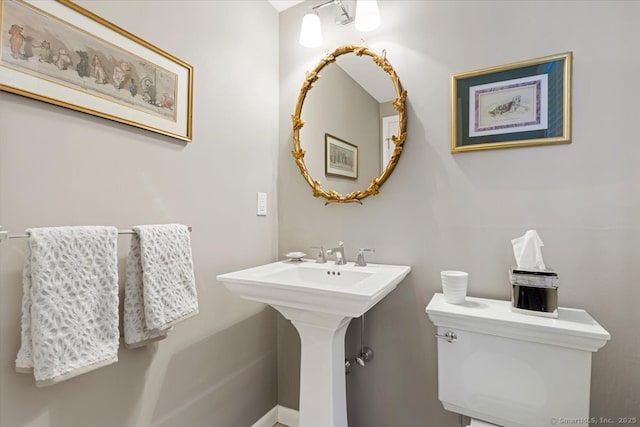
<box><xmin>274</xmin><ymin>306</ymin><xmax>351</xmax><ymax>427</ymax></box>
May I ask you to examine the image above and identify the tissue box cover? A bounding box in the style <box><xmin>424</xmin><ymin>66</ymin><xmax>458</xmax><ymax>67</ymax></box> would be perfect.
<box><xmin>510</xmin><ymin>267</ymin><xmax>558</xmax><ymax>318</ymax></box>
<box><xmin>510</xmin><ymin>267</ymin><xmax>559</xmax><ymax>288</ymax></box>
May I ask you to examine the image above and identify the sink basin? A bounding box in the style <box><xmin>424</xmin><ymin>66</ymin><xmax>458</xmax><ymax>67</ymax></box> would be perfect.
<box><xmin>217</xmin><ymin>259</ymin><xmax>411</xmax><ymax>427</ymax></box>
<box><xmin>217</xmin><ymin>259</ymin><xmax>411</xmax><ymax>318</ymax></box>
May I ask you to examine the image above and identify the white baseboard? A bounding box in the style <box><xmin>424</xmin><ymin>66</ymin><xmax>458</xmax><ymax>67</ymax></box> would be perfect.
<box><xmin>252</xmin><ymin>405</ymin><xmax>299</xmax><ymax>427</ymax></box>
<box><xmin>252</xmin><ymin>406</ymin><xmax>278</xmax><ymax>427</ymax></box>
<box><xmin>277</xmin><ymin>405</ymin><xmax>299</xmax><ymax>427</ymax></box>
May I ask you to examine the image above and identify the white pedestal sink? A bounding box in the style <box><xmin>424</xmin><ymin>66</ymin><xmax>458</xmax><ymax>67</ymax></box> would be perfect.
<box><xmin>217</xmin><ymin>260</ymin><xmax>411</xmax><ymax>427</ymax></box>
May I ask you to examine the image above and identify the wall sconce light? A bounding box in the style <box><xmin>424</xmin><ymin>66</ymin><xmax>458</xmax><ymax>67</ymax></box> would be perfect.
<box><xmin>299</xmin><ymin>0</ymin><xmax>381</xmax><ymax>48</ymax></box>
<box><xmin>355</xmin><ymin>0</ymin><xmax>380</xmax><ymax>32</ymax></box>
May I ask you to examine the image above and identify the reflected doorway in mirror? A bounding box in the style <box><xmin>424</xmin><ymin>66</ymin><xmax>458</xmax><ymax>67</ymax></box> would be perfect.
<box><xmin>325</xmin><ymin>133</ymin><xmax>358</xmax><ymax>179</ymax></box>
<box><xmin>381</xmin><ymin>114</ymin><xmax>399</xmax><ymax>168</ymax></box>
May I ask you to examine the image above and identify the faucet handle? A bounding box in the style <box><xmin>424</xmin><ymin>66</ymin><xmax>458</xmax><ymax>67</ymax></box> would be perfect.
<box><xmin>310</xmin><ymin>245</ymin><xmax>326</xmax><ymax>263</ymax></box>
<box><xmin>355</xmin><ymin>248</ymin><xmax>375</xmax><ymax>267</ymax></box>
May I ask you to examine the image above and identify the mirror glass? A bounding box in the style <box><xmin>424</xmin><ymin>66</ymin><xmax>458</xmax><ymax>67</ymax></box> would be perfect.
<box><xmin>292</xmin><ymin>45</ymin><xmax>407</xmax><ymax>204</ymax></box>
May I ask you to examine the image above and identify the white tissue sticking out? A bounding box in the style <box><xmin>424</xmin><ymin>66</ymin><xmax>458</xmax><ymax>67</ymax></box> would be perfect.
<box><xmin>511</xmin><ymin>230</ymin><xmax>546</xmax><ymax>269</ymax></box>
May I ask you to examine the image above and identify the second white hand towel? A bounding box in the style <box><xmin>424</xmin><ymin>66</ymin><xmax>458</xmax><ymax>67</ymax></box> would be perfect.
<box><xmin>124</xmin><ymin>224</ymin><xmax>198</xmax><ymax>347</ymax></box>
<box><xmin>123</xmin><ymin>231</ymin><xmax>169</xmax><ymax>348</ymax></box>
<box><xmin>15</xmin><ymin>226</ymin><xmax>119</xmax><ymax>386</ymax></box>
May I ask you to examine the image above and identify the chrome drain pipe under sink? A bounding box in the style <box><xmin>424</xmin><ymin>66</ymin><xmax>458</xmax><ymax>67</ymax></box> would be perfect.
<box><xmin>346</xmin><ymin>313</ymin><xmax>374</xmax><ymax>374</ymax></box>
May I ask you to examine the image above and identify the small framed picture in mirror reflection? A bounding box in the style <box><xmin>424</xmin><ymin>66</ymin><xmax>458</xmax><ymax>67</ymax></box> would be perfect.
<box><xmin>325</xmin><ymin>133</ymin><xmax>358</xmax><ymax>179</ymax></box>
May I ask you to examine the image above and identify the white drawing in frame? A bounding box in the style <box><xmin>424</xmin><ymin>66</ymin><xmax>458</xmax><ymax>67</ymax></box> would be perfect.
<box><xmin>469</xmin><ymin>74</ymin><xmax>548</xmax><ymax>137</ymax></box>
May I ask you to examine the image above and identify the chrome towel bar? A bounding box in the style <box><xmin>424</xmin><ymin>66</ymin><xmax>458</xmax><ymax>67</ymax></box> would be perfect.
<box><xmin>0</xmin><ymin>225</ymin><xmax>192</xmax><ymax>242</ymax></box>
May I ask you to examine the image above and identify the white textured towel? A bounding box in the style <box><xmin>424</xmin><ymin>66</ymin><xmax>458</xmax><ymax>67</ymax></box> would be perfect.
<box><xmin>123</xmin><ymin>230</ymin><xmax>169</xmax><ymax>347</ymax></box>
<box><xmin>15</xmin><ymin>226</ymin><xmax>119</xmax><ymax>386</ymax></box>
<box><xmin>124</xmin><ymin>224</ymin><xmax>198</xmax><ymax>348</ymax></box>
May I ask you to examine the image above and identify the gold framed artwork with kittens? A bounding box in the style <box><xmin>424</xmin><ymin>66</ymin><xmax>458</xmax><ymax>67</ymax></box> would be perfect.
<box><xmin>451</xmin><ymin>52</ymin><xmax>572</xmax><ymax>153</ymax></box>
<box><xmin>0</xmin><ymin>0</ymin><xmax>193</xmax><ymax>141</ymax></box>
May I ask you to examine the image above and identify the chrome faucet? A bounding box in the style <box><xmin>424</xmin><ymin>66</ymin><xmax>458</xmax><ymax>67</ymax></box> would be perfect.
<box><xmin>355</xmin><ymin>248</ymin><xmax>375</xmax><ymax>267</ymax></box>
<box><xmin>309</xmin><ymin>245</ymin><xmax>326</xmax><ymax>263</ymax></box>
<box><xmin>326</xmin><ymin>241</ymin><xmax>346</xmax><ymax>265</ymax></box>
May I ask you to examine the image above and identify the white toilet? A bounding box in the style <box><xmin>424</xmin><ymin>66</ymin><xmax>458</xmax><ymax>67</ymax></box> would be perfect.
<box><xmin>426</xmin><ymin>293</ymin><xmax>610</xmax><ymax>427</ymax></box>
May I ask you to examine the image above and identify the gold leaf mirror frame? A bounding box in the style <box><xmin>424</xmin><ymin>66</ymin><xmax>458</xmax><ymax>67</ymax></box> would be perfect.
<box><xmin>291</xmin><ymin>44</ymin><xmax>408</xmax><ymax>204</ymax></box>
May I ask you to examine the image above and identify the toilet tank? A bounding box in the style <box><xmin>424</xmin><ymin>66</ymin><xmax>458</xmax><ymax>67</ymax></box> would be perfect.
<box><xmin>426</xmin><ymin>293</ymin><xmax>610</xmax><ymax>427</ymax></box>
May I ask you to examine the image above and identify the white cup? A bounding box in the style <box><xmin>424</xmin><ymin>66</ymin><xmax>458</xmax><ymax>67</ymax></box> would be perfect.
<box><xmin>441</xmin><ymin>270</ymin><xmax>469</xmax><ymax>304</ymax></box>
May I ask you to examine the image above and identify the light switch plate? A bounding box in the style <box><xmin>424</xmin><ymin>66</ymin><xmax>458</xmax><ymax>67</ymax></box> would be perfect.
<box><xmin>257</xmin><ymin>192</ymin><xmax>267</xmax><ymax>216</ymax></box>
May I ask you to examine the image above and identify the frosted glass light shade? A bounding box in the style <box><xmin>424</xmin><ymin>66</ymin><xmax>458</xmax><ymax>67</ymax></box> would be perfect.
<box><xmin>355</xmin><ymin>0</ymin><xmax>380</xmax><ymax>32</ymax></box>
<box><xmin>299</xmin><ymin>11</ymin><xmax>322</xmax><ymax>48</ymax></box>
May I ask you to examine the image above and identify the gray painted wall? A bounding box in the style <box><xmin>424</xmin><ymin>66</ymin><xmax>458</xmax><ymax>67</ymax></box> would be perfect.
<box><xmin>279</xmin><ymin>1</ymin><xmax>640</xmax><ymax>426</ymax></box>
<box><xmin>0</xmin><ymin>1</ymin><xmax>279</xmax><ymax>426</ymax></box>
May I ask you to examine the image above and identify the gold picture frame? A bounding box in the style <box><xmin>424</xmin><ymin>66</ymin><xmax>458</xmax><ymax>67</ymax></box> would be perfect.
<box><xmin>325</xmin><ymin>133</ymin><xmax>358</xmax><ymax>179</ymax></box>
<box><xmin>291</xmin><ymin>44</ymin><xmax>407</xmax><ymax>204</ymax></box>
<box><xmin>0</xmin><ymin>0</ymin><xmax>193</xmax><ymax>141</ymax></box>
<box><xmin>451</xmin><ymin>52</ymin><xmax>571</xmax><ymax>153</ymax></box>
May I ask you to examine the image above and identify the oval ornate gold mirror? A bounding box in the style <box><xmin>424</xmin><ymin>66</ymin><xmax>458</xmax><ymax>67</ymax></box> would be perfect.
<box><xmin>291</xmin><ymin>44</ymin><xmax>407</xmax><ymax>204</ymax></box>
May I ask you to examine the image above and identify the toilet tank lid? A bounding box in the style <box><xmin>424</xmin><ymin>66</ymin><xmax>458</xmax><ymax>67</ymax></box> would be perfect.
<box><xmin>425</xmin><ymin>293</ymin><xmax>610</xmax><ymax>352</ymax></box>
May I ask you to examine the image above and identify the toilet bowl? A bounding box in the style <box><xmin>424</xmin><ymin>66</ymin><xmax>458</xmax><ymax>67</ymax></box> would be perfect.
<box><xmin>426</xmin><ymin>293</ymin><xmax>610</xmax><ymax>427</ymax></box>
